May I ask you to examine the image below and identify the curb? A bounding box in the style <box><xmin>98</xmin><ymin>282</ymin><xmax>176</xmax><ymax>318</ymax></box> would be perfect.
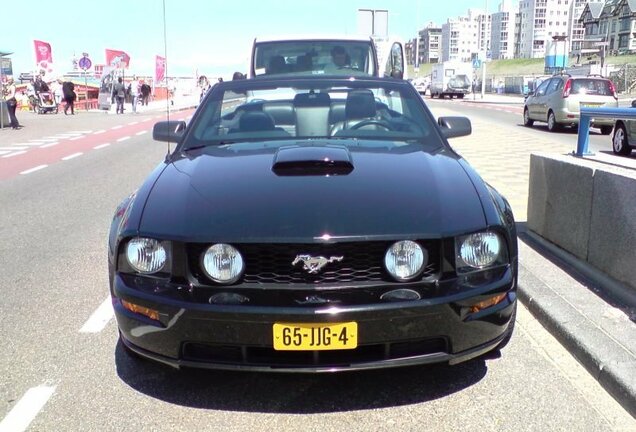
<box><xmin>517</xmin><ymin>230</ymin><xmax>636</xmax><ymax>418</ymax></box>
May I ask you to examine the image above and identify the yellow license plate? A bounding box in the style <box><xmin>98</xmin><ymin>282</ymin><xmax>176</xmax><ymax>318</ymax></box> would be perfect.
<box><xmin>581</xmin><ymin>103</ymin><xmax>601</xmax><ymax>107</ymax></box>
<box><xmin>273</xmin><ymin>322</ymin><xmax>357</xmax><ymax>351</ymax></box>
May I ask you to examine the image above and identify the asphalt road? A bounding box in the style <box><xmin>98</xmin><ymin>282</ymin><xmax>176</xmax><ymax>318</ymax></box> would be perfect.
<box><xmin>0</xmin><ymin>110</ymin><xmax>634</xmax><ymax>431</ymax></box>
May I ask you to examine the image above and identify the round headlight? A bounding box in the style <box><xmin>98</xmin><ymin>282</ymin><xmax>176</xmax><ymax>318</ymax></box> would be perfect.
<box><xmin>459</xmin><ymin>232</ymin><xmax>501</xmax><ymax>269</ymax></box>
<box><xmin>202</xmin><ymin>244</ymin><xmax>244</xmax><ymax>284</ymax></box>
<box><xmin>384</xmin><ymin>240</ymin><xmax>426</xmax><ymax>281</ymax></box>
<box><xmin>126</xmin><ymin>238</ymin><xmax>167</xmax><ymax>274</ymax></box>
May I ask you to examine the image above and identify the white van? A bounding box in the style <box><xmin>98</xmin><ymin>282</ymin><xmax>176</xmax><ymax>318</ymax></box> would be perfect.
<box><xmin>248</xmin><ymin>35</ymin><xmax>406</xmax><ymax>79</ymax></box>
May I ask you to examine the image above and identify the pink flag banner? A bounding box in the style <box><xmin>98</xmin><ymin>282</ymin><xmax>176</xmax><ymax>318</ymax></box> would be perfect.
<box><xmin>105</xmin><ymin>49</ymin><xmax>130</xmax><ymax>68</ymax></box>
<box><xmin>155</xmin><ymin>55</ymin><xmax>166</xmax><ymax>84</ymax></box>
<box><xmin>34</xmin><ymin>40</ymin><xmax>53</xmax><ymax>73</ymax></box>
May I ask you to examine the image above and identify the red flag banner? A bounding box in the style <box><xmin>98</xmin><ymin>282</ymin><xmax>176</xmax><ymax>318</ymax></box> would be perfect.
<box><xmin>155</xmin><ymin>55</ymin><xmax>166</xmax><ymax>83</ymax></box>
<box><xmin>34</xmin><ymin>40</ymin><xmax>53</xmax><ymax>70</ymax></box>
<box><xmin>105</xmin><ymin>49</ymin><xmax>130</xmax><ymax>68</ymax></box>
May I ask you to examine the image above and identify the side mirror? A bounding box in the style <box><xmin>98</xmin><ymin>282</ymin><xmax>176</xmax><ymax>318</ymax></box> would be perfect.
<box><xmin>631</xmin><ymin>99</ymin><xmax>636</xmax><ymax>108</ymax></box>
<box><xmin>438</xmin><ymin>116</ymin><xmax>471</xmax><ymax>139</ymax></box>
<box><xmin>527</xmin><ymin>90</ymin><xmax>534</xmax><ymax>97</ymax></box>
<box><xmin>153</xmin><ymin>120</ymin><xmax>186</xmax><ymax>143</ymax></box>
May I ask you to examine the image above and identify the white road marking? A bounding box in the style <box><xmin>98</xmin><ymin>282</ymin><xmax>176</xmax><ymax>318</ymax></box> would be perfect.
<box><xmin>2</xmin><ymin>151</ymin><xmax>27</xmax><ymax>158</ymax></box>
<box><xmin>0</xmin><ymin>151</ymin><xmax>10</xmax><ymax>156</ymax></box>
<box><xmin>28</xmin><ymin>139</ymin><xmax>58</xmax><ymax>143</ymax></box>
<box><xmin>93</xmin><ymin>129</ymin><xmax>106</xmax><ymax>134</ymax></box>
<box><xmin>62</xmin><ymin>152</ymin><xmax>83</xmax><ymax>161</ymax></box>
<box><xmin>80</xmin><ymin>297</ymin><xmax>114</xmax><ymax>333</ymax></box>
<box><xmin>135</xmin><ymin>130</ymin><xmax>147</xmax><ymax>136</ymax></box>
<box><xmin>111</xmin><ymin>125</ymin><xmax>123</xmax><ymax>130</ymax></box>
<box><xmin>40</xmin><ymin>142</ymin><xmax>59</xmax><ymax>148</ymax></box>
<box><xmin>94</xmin><ymin>143</ymin><xmax>111</xmax><ymax>150</ymax></box>
<box><xmin>128</xmin><ymin>121</ymin><xmax>139</xmax><ymax>125</ymax></box>
<box><xmin>0</xmin><ymin>146</ymin><xmax>28</xmax><ymax>151</ymax></box>
<box><xmin>0</xmin><ymin>384</ymin><xmax>57</xmax><ymax>432</ymax></box>
<box><xmin>69</xmin><ymin>130</ymin><xmax>93</xmax><ymax>133</ymax></box>
<box><xmin>69</xmin><ymin>136</ymin><xmax>84</xmax><ymax>141</ymax></box>
<box><xmin>116</xmin><ymin>136</ymin><xmax>130</xmax><ymax>142</ymax></box>
<box><xmin>20</xmin><ymin>165</ymin><xmax>48</xmax><ymax>175</ymax></box>
<box><xmin>22</xmin><ymin>142</ymin><xmax>53</xmax><ymax>147</ymax></box>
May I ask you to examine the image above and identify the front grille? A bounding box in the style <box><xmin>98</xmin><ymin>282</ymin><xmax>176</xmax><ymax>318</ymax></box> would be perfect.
<box><xmin>181</xmin><ymin>338</ymin><xmax>448</xmax><ymax>368</ymax></box>
<box><xmin>187</xmin><ymin>241</ymin><xmax>440</xmax><ymax>285</ymax></box>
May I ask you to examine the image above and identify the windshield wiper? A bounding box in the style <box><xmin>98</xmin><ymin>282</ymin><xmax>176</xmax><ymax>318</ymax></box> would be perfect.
<box><xmin>183</xmin><ymin>141</ymin><xmax>236</xmax><ymax>151</ymax></box>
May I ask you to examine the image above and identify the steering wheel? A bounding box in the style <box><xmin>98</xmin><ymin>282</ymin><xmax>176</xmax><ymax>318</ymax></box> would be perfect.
<box><xmin>349</xmin><ymin>120</ymin><xmax>394</xmax><ymax>131</ymax></box>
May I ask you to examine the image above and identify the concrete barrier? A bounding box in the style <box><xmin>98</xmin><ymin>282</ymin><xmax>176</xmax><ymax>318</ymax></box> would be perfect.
<box><xmin>528</xmin><ymin>152</ymin><xmax>636</xmax><ymax>297</ymax></box>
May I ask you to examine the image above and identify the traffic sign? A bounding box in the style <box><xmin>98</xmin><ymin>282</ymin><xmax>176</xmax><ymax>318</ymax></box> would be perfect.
<box><xmin>472</xmin><ymin>59</ymin><xmax>481</xmax><ymax>69</ymax></box>
<box><xmin>79</xmin><ymin>56</ymin><xmax>92</xmax><ymax>71</ymax></box>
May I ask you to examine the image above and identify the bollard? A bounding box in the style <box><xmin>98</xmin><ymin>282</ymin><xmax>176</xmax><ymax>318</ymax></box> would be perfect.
<box><xmin>575</xmin><ymin>114</ymin><xmax>592</xmax><ymax>157</ymax></box>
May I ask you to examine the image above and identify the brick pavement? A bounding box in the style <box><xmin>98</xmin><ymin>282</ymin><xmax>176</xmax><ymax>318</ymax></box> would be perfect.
<box><xmin>433</xmin><ymin>107</ymin><xmax>574</xmax><ymax>222</ymax></box>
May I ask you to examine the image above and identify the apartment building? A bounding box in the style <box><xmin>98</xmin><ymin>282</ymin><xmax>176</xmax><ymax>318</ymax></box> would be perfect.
<box><xmin>491</xmin><ymin>1</ymin><xmax>519</xmax><ymax>59</ymax></box>
<box><xmin>518</xmin><ymin>0</ymin><xmax>578</xmax><ymax>58</ymax></box>
<box><xmin>441</xmin><ymin>9</ymin><xmax>484</xmax><ymax>62</ymax></box>
<box><xmin>579</xmin><ymin>0</ymin><xmax>636</xmax><ymax>54</ymax></box>
<box><xmin>417</xmin><ymin>24</ymin><xmax>442</xmax><ymax>64</ymax></box>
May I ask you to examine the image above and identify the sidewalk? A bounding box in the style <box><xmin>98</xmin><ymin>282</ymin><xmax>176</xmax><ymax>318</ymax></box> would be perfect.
<box><xmin>89</xmin><ymin>93</ymin><xmax>199</xmax><ymax>115</ymax></box>
<box><xmin>460</xmin><ymin>91</ymin><xmax>636</xmax><ymax>107</ymax></box>
<box><xmin>440</xmin><ymin>107</ymin><xmax>636</xmax><ymax>417</ymax></box>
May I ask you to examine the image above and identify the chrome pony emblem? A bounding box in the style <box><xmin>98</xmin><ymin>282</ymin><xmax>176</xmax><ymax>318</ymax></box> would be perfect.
<box><xmin>292</xmin><ymin>254</ymin><xmax>343</xmax><ymax>274</ymax></box>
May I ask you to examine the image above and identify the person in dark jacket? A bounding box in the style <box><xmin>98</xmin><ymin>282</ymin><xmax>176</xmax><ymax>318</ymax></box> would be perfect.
<box><xmin>113</xmin><ymin>77</ymin><xmax>126</xmax><ymax>114</ymax></box>
<box><xmin>140</xmin><ymin>82</ymin><xmax>151</xmax><ymax>106</ymax></box>
<box><xmin>62</xmin><ymin>80</ymin><xmax>76</xmax><ymax>115</ymax></box>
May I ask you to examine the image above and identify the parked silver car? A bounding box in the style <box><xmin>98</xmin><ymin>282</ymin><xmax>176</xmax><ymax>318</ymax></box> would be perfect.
<box><xmin>523</xmin><ymin>74</ymin><xmax>618</xmax><ymax>134</ymax></box>
<box><xmin>611</xmin><ymin>100</ymin><xmax>636</xmax><ymax>156</ymax></box>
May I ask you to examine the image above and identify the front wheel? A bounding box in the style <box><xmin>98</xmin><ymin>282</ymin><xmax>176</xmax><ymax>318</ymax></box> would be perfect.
<box><xmin>523</xmin><ymin>108</ymin><xmax>534</xmax><ymax>127</ymax></box>
<box><xmin>547</xmin><ymin>111</ymin><xmax>560</xmax><ymax>132</ymax></box>
<box><xmin>612</xmin><ymin>124</ymin><xmax>632</xmax><ymax>156</ymax></box>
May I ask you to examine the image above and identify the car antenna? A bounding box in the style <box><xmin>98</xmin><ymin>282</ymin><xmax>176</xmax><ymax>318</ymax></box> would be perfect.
<box><xmin>162</xmin><ymin>0</ymin><xmax>171</xmax><ymax>158</ymax></box>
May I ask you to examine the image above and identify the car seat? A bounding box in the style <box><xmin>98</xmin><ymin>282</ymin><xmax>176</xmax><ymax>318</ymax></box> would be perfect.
<box><xmin>330</xmin><ymin>89</ymin><xmax>377</xmax><ymax>134</ymax></box>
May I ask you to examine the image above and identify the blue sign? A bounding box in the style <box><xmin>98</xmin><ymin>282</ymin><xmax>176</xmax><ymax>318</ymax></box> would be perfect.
<box><xmin>79</xmin><ymin>56</ymin><xmax>92</xmax><ymax>70</ymax></box>
<box><xmin>472</xmin><ymin>59</ymin><xmax>481</xmax><ymax>69</ymax></box>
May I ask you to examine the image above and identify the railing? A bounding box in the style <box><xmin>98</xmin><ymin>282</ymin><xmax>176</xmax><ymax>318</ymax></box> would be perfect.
<box><xmin>576</xmin><ymin>106</ymin><xmax>636</xmax><ymax>156</ymax></box>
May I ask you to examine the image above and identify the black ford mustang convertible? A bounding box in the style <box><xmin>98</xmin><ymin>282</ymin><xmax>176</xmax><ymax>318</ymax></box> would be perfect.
<box><xmin>108</xmin><ymin>76</ymin><xmax>517</xmax><ymax>372</ymax></box>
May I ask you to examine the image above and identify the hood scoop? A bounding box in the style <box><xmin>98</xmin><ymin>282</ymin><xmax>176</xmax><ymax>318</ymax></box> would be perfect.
<box><xmin>272</xmin><ymin>145</ymin><xmax>354</xmax><ymax>176</ymax></box>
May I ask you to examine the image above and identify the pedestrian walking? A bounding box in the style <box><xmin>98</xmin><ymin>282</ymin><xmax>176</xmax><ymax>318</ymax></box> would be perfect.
<box><xmin>129</xmin><ymin>77</ymin><xmax>140</xmax><ymax>113</ymax></box>
<box><xmin>140</xmin><ymin>81</ymin><xmax>151</xmax><ymax>106</ymax></box>
<box><xmin>53</xmin><ymin>80</ymin><xmax>63</xmax><ymax>105</ymax></box>
<box><xmin>2</xmin><ymin>78</ymin><xmax>22</xmax><ymax>129</ymax></box>
<box><xmin>113</xmin><ymin>77</ymin><xmax>126</xmax><ymax>114</ymax></box>
<box><xmin>62</xmin><ymin>80</ymin><xmax>76</xmax><ymax>115</ymax></box>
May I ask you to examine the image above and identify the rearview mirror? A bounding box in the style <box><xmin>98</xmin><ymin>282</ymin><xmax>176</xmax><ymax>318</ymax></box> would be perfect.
<box><xmin>438</xmin><ymin>116</ymin><xmax>471</xmax><ymax>139</ymax></box>
<box><xmin>153</xmin><ymin>120</ymin><xmax>186</xmax><ymax>143</ymax></box>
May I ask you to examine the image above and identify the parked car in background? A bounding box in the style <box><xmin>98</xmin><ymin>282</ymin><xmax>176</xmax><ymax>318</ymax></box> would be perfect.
<box><xmin>412</xmin><ymin>76</ymin><xmax>430</xmax><ymax>95</ymax></box>
<box><xmin>109</xmin><ymin>75</ymin><xmax>518</xmax><ymax>372</ymax></box>
<box><xmin>611</xmin><ymin>99</ymin><xmax>636</xmax><ymax>156</ymax></box>
<box><xmin>523</xmin><ymin>74</ymin><xmax>618</xmax><ymax>133</ymax></box>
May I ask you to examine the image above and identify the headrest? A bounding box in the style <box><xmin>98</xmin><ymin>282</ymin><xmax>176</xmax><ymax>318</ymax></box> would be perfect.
<box><xmin>239</xmin><ymin>111</ymin><xmax>275</xmax><ymax>131</ymax></box>
<box><xmin>294</xmin><ymin>92</ymin><xmax>331</xmax><ymax>107</ymax></box>
<box><xmin>345</xmin><ymin>89</ymin><xmax>376</xmax><ymax>119</ymax></box>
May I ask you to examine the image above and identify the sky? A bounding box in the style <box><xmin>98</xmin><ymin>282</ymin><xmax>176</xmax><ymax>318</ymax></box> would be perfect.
<box><xmin>2</xmin><ymin>0</ymin><xmax>495</xmax><ymax>80</ymax></box>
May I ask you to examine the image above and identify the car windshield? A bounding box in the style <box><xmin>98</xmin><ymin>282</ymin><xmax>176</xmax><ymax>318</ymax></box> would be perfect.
<box><xmin>185</xmin><ymin>78</ymin><xmax>435</xmax><ymax>150</ymax></box>
<box><xmin>253</xmin><ymin>40</ymin><xmax>376</xmax><ymax>77</ymax></box>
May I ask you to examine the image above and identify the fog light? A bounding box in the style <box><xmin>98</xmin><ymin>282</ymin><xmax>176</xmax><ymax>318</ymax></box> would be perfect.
<box><xmin>121</xmin><ymin>300</ymin><xmax>160</xmax><ymax>321</ymax></box>
<box><xmin>380</xmin><ymin>289</ymin><xmax>421</xmax><ymax>302</ymax></box>
<box><xmin>469</xmin><ymin>293</ymin><xmax>507</xmax><ymax>313</ymax></box>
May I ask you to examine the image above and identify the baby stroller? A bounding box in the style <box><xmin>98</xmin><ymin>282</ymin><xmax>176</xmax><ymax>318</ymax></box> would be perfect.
<box><xmin>34</xmin><ymin>91</ymin><xmax>58</xmax><ymax>114</ymax></box>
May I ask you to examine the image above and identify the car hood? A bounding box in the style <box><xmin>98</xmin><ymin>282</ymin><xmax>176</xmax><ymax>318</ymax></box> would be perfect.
<box><xmin>139</xmin><ymin>145</ymin><xmax>487</xmax><ymax>242</ymax></box>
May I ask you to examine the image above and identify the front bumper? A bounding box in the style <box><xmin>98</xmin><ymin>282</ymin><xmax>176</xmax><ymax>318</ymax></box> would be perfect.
<box><xmin>112</xmin><ymin>268</ymin><xmax>516</xmax><ymax>372</ymax></box>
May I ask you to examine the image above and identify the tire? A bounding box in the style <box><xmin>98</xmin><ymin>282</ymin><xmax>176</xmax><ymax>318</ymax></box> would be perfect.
<box><xmin>523</xmin><ymin>108</ymin><xmax>534</xmax><ymax>127</ymax></box>
<box><xmin>612</xmin><ymin>124</ymin><xmax>632</xmax><ymax>156</ymax></box>
<box><xmin>547</xmin><ymin>110</ymin><xmax>560</xmax><ymax>132</ymax></box>
<box><xmin>458</xmin><ymin>94</ymin><xmax>465</xmax><ymax>99</ymax></box>
<box><xmin>599</xmin><ymin>125</ymin><xmax>613</xmax><ymax>135</ymax></box>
